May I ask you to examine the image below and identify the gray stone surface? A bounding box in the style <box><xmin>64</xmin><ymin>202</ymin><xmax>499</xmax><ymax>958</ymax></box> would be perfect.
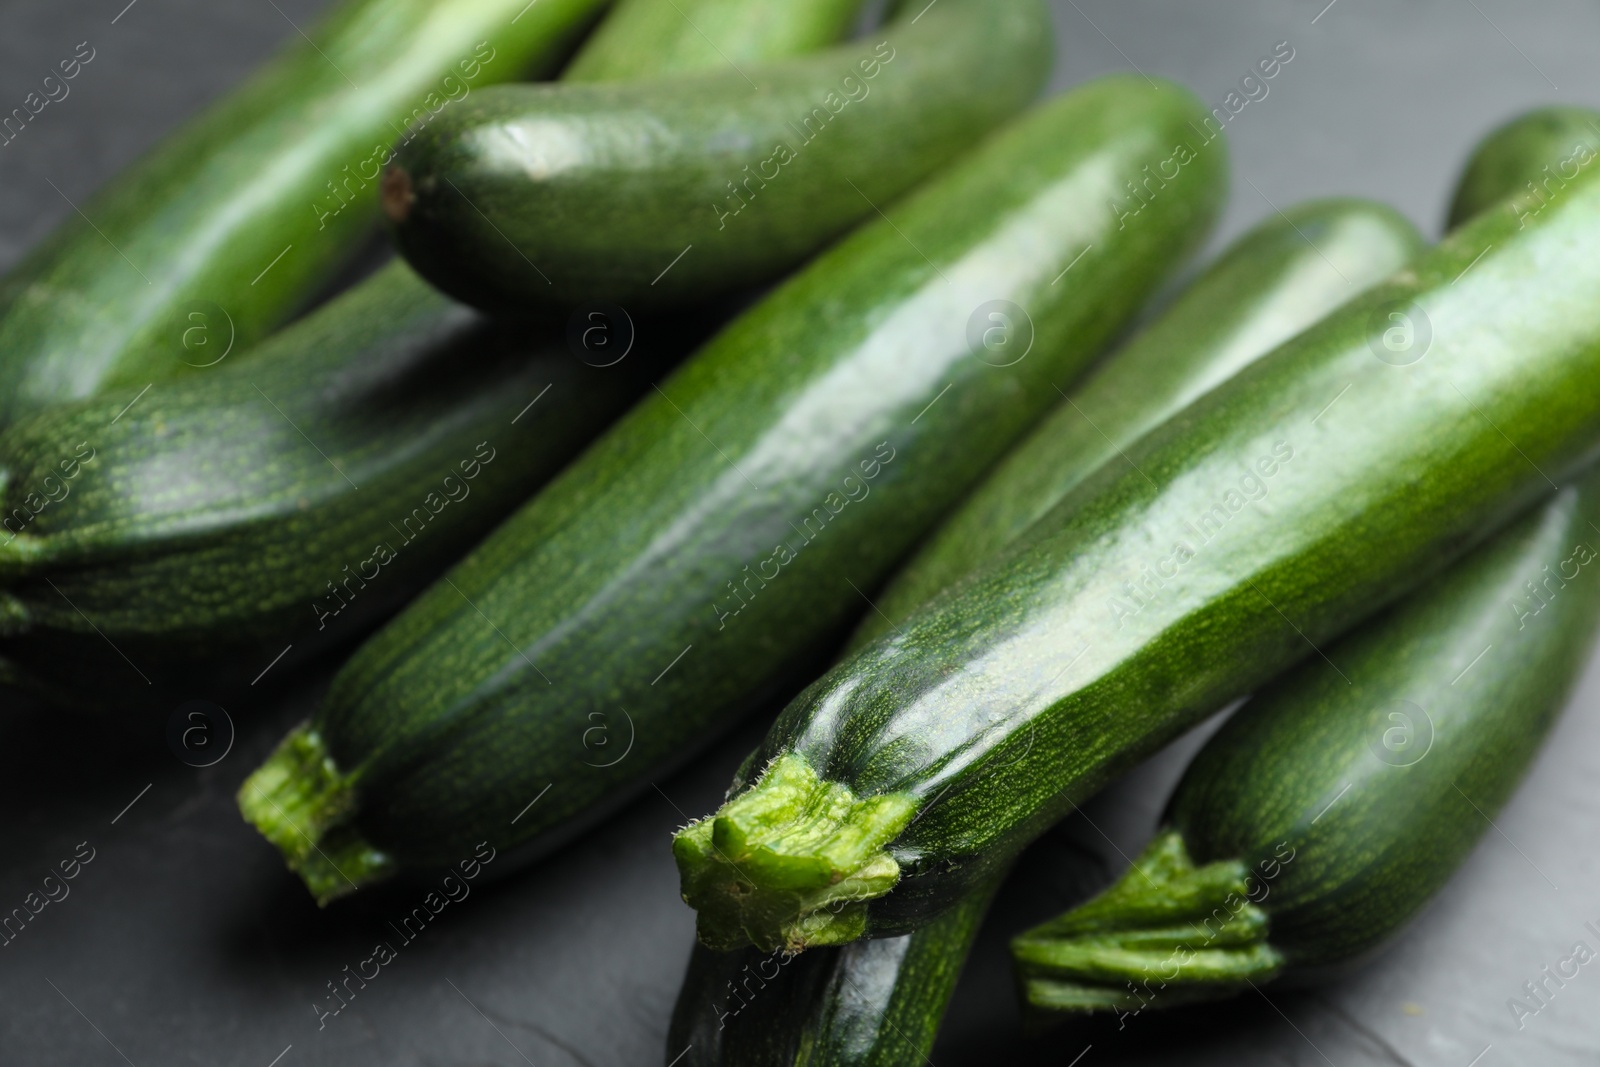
<box><xmin>2</xmin><ymin>1</ymin><xmax>1599</xmax><ymax>1064</ymax></box>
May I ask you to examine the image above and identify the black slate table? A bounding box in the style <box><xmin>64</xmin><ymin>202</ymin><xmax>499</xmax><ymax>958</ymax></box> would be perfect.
<box><xmin>3</xmin><ymin>2</ymin><xmax>1599</xmax><ymax>1064</ymax></box>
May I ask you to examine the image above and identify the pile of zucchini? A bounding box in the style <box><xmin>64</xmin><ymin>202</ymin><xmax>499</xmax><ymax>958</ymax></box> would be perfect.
<box><xmin>9</xmin><ymin>0</ymin><xmax>1600</xmax><ymax>1058</ymax></box>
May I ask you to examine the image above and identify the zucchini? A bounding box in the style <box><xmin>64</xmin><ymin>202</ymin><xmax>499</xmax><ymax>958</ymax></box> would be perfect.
<box><xmin>853</xmin><ymin>198</ymin><xmax>1423</xmax><ymax>646</ymax></box>
<box><xmin>240</xmin><ymin>76</ymin><xmax>1227</xmax><ymax>904</ymax></box>
<box><xmin>1013</xmin><ymin>467</ymin><xmax>1600</xmax><ymax>1011</ymax></box>
<box><xmin>382</xmin><ymin>0</ymin><xmax>1051</xmax><ymax>311</ymax></box>
<box><xmin>674</xmin><ymin>156</ymin><xmax>1600</xmax><ymax>955</ymax></box>
<box><xmin>1448</xmin><ymin>105</ymin><xmax>1600</xmax><ymax>227</ymax></box>
<box><xmin>668</xmin><ymin>875</ymin><xmax>1000</xmax><ymax>1067</ymax></box>
<box><xmin>666</xmin><ymin>197</ymin><xmax>1423</xmax><ymax>1066</ymax></box>
<box><xmin>0</xmin><ymin>0</ymin><xmax>845</xmax><ymax>705</ymax></box>
<box><xmin>0</xmin><ymin>262</ymin><xmax>658</xmax><ymax>702</ymax></box>
<box><xmin>563</xmin><ymin>0</ymin><xmax>866</xmax><ymax>83</ymax></box>
<box><xmin>0</xmin><ymin>0</ymin><xmax>607</xmax><ymax>426</ymax></box>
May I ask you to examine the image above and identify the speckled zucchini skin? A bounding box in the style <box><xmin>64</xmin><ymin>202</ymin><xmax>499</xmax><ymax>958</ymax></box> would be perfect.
<box><xmin>0</xmin><ymin>0</ymin><xmax>607</xmax><ymax>426</ymax></box>
<box><xmin>680</xmin><ymin>159</ymin><xmax>1600</xmax><ymax>952</ymax></box>
<box><xmin>0</xmin><ymin>262</ymin><xmax>664</xmax><ymax>702</ymax></box>
<box><xmin>383</xmin><ymin>0</ymin><xmax>1051</xmax><ymax>311</ymax></box>
<box><xmin>1014</xmin><ymin>471</ymin><xmax>1600</xmax><ymax>1012</ymax></box>
<box><xmin>852</xmin><ymin>198</ymin><xmax>1423</xmax><ymax>647</ymax></box>
<box><xmin>243</xmin><ymin>76</ymin><xmax>1226</xmax><ymax>903</ymax></box>
<box><xmin>0</xmin><ymin>0</ymin><xmax>823</xmax><ymax>705</ymax></box>
<box><xmin>665</xmin><ymin>198</ymin><xmax>1422</xmax><ymax>1063</ymax></box>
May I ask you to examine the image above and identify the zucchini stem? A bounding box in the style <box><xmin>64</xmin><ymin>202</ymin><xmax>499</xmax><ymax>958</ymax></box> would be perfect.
<box><xmin>673</xmin><ymin>752</ymin><xmax>918</xmax><ymax>952</ymax></box>
<box><xmin>237</xmin><ymin>722</ymin><xmax>393</xmax><ymax>905</ymax></box>
<box><xmin>1011</xmin><ymin>831</ymin><xmax>1284</xmax><ymax>1015</ymax></box>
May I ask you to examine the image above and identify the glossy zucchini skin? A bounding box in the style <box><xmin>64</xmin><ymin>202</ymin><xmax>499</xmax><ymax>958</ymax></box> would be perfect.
<box><xmin>563</xmin><ymin>0</ymin><xmax>866</xmax><ymax>83</ymax></box>
<box><xmin>1014</xmin><ymin>469</ymin><xmax>1600</xmax><ymax>1011</ymax></box>
<box><xmin>0</xmin><ymin>262</ymin><xmax>665</xmax><ymax>702</ymax></box>
<box><xmin>382</xmin><ymin>0</ymin><xmax>1051</xmax><ymax>311</ymax></box>
<box><xmin>0</xmin><ymin>0</ymin><xmax>606</xmax><ymax>426</ymax></box>
<box><xmin>852</xmin><ymin>199</ymin><xmax>1423</xmax><ymax>646</ymax></box>
<box><xmin>676</xmin><ymin>161</ymin><xmax>1600</xmax><ymax>955</ymax></box>
<box><xmin>669</xmin><ymin>876</ymin><xmax>999</xmax><ymax>1067</ymax></box>
<box><xmin>1447</xmin><ymin>105</ymin><xmax>1600</xmax><ymax>227</ymax></box>
<box><xmin>667</xmin><ymin>199</ymin><xmax>1423</xmax><ymax>1066</ymax></box>
<box><xmin>0</xmin><ymin>0</ymin><xmax>839</xmax><ymax>705</ymax></box>
<box><xmin>241</xmin><ymin>77</ymin><xmax>1226</xmax><ymax>904</ymax></box>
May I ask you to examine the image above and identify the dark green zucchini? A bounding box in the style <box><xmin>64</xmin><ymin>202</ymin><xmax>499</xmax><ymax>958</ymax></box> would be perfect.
<box><xmin>669</xmin><ymin>875</ymin><xmax>1001</xmax><ymax>1067</ymax></box>
<box><xmin>664</xmin><ymin>198</ymin><xmax>1423</xmax><ymax>1066</ymax></box>
<box><xmin>0</xmin><ymin>0</ymin><xmax>607</xmax><ymax>426</ymax></box>
<box><xmin>675</xmin><ymin>156</ymin><xmax>1600</xmax><ymax>956</ymax></box>
<box><xmin>563</xmin><ymin>0</ymin><xmax>866</xmax><ymax>83</ymax></box>
<box><xmin>1014</xmin><ymin>467</ymin><xmax>1600</xmax><ymax>1011</ymax></box>
<box><xmin>1448</xmin><ymin>105</ymin><xmax>1600</xmax><ymax>228</ymax></box>
<box><xmin>0</xmin><ymin>262</ymin><xmax>668</xmax><ymax>702</ymax></box>
<box><xmin>382</xmin><ymin>0</ymin><xmax>1051</xmax><ymax>311</ymax></box>
<box><xmin>0</xmin><ymin>0</ymin><xmax>842</xmax><ymax>705</ymax></box>
<box><xmin>241</xmin><ymin>76</ymin><xmax>1227</xmax><ymax>904</ymax></box>
<box><xmin>853</xmin><ymin>198</ymin><xmax>1423</xmax><ymax>646</ymax></box>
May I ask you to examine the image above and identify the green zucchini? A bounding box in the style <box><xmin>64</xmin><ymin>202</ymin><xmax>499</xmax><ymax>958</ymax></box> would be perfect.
<box><xmin>0</xmin><ymin>262</ymin><xmax>659</xmax><ymax>702</ymax></box>
<box><xmin>381</xmin><ymin>0</ymin><xmax>1051</xmax><ymax>311</ymax></box>
<box><xmin>1013</xmin><ymin>467</ymin><xmax>1600</xmax><ymax>1012</ymax></box>
<box><xmin>240</xmin><ymin>76</ymin><xmax>1227</xmax><ymax>904</ymax></box>
<box><xmin>668</xmin><ymin>875</ymin><xmax>1001</xmax><ymax>1067</ymax></box>
<box><xmin>664</xmin><ymin>198</ymin><xmax>1423</xmax><ymax>1066</ymax></box>
<box><xmin>853</xmin><ymin>198</ymin><xmax>1423</xmax><ymax>646</ymax></box>
<box><xmin>0</xmin><ymin>0</ymin><xmax>607</xmax><ymax>426</ymax></box>
<box><xmin>1448</xmin><ymin>105</ymin><xmax>1600</xmax><ymax>228</ymax></box>
<box><xmin>0</xmin><ymin>0</ymin><xmax>848</xmax><ymax>706</ymax></box>
<box><xmin>563</xmin><ymin>0</ymin><xmax>866</xmax><ymax>83</ymax></box>
<box><xmin>674</xmin><ymin>156</ymin><xmax>1600</xmax><ymax>956</ymax></box>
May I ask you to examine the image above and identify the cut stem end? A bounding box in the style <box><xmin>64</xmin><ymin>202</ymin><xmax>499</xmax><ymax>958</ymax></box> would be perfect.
<box><xmin>673</xmin><ymin>752</ymin><xmax>918</xmax><ymax>953</ymax></box>
<box><xmin>237</xmin><ymin>722</ymin><xmax>392</xmax><ymax>905</ymax></box>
